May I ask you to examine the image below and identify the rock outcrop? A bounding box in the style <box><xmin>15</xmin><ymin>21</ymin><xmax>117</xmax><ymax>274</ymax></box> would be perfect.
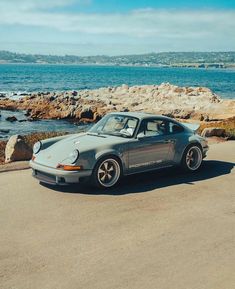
<box><xmin>201</xmin><ymin>128</ymin><xmax>226</xmax><ymax>138</ymax></box>
<box><xmin>0</xmin><ymin>83</ymin><xmax>234</xmax><ymax>123</ymax></box>
<box><xmin>6</xmin><ymin>116</ymin><xmax>18</xmax><ymax>122</ymax></box>
<box><xmin>5</xmin><ymin>135</ymin><xmax>32</xmax><ymax>163</ymax></box>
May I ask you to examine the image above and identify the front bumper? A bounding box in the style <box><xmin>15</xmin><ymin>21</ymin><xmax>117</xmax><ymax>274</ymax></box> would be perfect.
<box><xmin>30</xmin><ymin>160</ymin><xmax>92</xmax><ymax>185</ymax></box>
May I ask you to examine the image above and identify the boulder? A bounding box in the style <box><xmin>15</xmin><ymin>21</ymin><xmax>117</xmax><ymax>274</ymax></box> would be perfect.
<box><xmin>201</xmin><ymin>127</ymin><xmax>226</xmax><ymax>138</ymax></box>
<box><xmin>0</xmin><ymin>129</ymin><xmax>10</xmax><ymax>133</ymax></box>
<box><xmin>6</xmin><ymin>116</ymin><xmax>17</xmax><ymax>122</ymax></box>
<box><xmin>72</xmin><ymin>90</ymin><xmax>78</xmax><ymax>96</ymax></box>
<box><xmin>5</xmin><ymin>135</ymin><xmax>33</xmax><ymax>163</ymax></box>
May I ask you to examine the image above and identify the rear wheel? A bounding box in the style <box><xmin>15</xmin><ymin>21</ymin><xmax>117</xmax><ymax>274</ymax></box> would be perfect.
<box><xmin>91</xmin><ymin>157</ymin><xmax>121</xmax><ymax>189</ymax></box>
<box><xmin>181</xmin><ymin>145</ymin><xmax>203</xmax><ymax>172</ymax></box>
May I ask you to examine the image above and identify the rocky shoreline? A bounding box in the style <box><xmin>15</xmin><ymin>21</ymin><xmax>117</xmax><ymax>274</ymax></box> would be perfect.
<box><xmin>0</xmin><ymin>83</ymin><xmax>235</xmax><ymax>164</ymax></box>
<box><xmin>0</xmin><ymin>83</ymin><xmax>234</xmax><ymax>123</ymax></box>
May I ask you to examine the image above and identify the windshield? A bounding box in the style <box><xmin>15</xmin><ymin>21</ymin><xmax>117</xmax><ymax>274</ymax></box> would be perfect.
<box><xmin>89</xmin><ymin>114</ymin><xmax>138</xmax><ymax>138</ymax></box>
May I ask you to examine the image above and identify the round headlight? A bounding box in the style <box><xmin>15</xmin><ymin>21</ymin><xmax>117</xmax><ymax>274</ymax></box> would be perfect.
<box><xmin>68</xmin><ymin>149</ymin><xmax>79</xmax><ymax>164</ymax></box>
<box><xmin>33</xmin><ymin>141</ymin><xmax>42</xmax><ymax>154</ymax></box>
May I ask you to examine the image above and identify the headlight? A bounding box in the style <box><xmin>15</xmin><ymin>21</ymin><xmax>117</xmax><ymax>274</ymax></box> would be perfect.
<box><xmin>68</xmin><ymin>149</ymin><xmax>79</xmax><ymax>164</ymax></box>
<box><xmin>33</xmin><ymin>141</ymin><xmax>42</xmax><ymax>154</ymax></box>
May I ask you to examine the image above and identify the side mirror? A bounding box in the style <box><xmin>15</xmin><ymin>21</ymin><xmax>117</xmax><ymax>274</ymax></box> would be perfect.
<box><xmin>137</xmin><ymin>132</ymin><xmax>145</xmax><ymax>140</ymax></box>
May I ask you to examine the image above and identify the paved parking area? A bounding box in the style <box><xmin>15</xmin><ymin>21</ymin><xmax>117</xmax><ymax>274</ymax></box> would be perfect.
<box><xmin>0</xmin><ymin>142</ymin><xmax>235</xmax><ymax>289</ymax></box>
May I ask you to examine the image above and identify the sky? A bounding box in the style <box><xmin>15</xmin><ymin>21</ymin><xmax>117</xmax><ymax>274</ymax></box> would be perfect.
<box><xmin>0</xmin><ymin>0</ymin><xmax>234</xmax><ymax>56</ymax></box>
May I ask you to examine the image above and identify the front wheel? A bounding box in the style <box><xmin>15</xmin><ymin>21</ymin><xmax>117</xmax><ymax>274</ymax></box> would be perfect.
<box><xmin>91</xmin><ymin>157</ymin><xmax>121</xmax><ymax>189</ymax></box>
<box><xmin>181</xmin><ymin>145</ymin><xmax>203</xmax><ymax>172</ymax></box>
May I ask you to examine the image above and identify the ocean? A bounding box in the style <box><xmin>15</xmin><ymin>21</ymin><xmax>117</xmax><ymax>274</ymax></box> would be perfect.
<box><xmin>0</xmin><ymin>110</ymin><xmax>89</xmax><ymax>140</ymax></box>
<box><xmin>0</xmin><ymin>64</ymin><xmax>235</xmax><ymax>139</ymax></box>
<box><xmin>0</xmin><ymin>64</ymin><xmax>235</xmax><ymax>99</ymax></box>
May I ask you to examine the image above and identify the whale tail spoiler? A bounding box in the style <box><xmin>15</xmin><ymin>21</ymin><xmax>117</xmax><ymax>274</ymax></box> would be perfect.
<box><xmin>182</xmin><ymin>122</ymin><xmax>200</xmax><ymax>132</ymax></box>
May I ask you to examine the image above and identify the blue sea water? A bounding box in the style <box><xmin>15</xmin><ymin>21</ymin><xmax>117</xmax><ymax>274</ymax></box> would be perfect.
<box><xmin>0</xmin><ymin>110</ymin><xmax>89</xmax><ymax>140</ymax></box>
<box><xmin>0</xmin><ymin>64</ymin><xmax>234</xmax><ymax>99</ymax></box>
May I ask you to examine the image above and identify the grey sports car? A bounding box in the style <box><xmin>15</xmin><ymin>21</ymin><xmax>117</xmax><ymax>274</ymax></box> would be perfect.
<box><xmin>30</xmin><ymin>112</ymin><xmax>209</xmax><ymax>188</ymax></box>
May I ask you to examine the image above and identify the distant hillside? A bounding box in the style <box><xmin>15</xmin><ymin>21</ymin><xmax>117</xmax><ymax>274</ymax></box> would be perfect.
<box><xmin>0</xmin><ymin>50</ymin><xmax>235</xmax><ymax>68</ymax></box>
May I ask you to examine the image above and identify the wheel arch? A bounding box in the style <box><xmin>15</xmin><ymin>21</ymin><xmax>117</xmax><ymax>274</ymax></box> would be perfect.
<box><xmin>94</xmin><ymin>151</ymin><xmax>124</xmax><ymax>174</ymax></box>
<box><xmin>180</xmin><ymin>141</ymin><xmax>203</xmax><ymax>163</ymax></box>
<box><xmin>91</xmin><ymin>153</ymin><xmax>123</xmax><ymax>188</ymax></box>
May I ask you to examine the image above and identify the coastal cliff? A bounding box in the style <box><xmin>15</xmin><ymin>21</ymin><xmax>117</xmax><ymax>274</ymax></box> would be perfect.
<box><xmin>0</xmin><ymin>83</ymin><xmax>234</xmax><ymax>122</ymax></box>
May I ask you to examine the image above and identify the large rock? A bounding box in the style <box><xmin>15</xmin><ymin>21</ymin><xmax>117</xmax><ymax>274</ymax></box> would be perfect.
<box><xmin>0</xmin><ymin>129</ymin><xmax>10</xmax><ymax>133</ymax></box>
<box><xmin>5</xmin><ymin>135</ymin><xmax>32</xmax><ymax>163</ymax></box>
<box><xmin>6</xmin><ymin>116</ymin><xmax>17</xmax><ymax>122</ymax></box>
<box><xmin>201</xmin><ymin>127</ymin><xmax>226</xmax><ymax>138</ymax></box>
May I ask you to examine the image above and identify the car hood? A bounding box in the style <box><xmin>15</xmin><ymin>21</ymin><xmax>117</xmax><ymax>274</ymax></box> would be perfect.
<box><xmin>34</xmin><ymin>132</ymin><xmax>128</xmax><ymax>167</ymax></box>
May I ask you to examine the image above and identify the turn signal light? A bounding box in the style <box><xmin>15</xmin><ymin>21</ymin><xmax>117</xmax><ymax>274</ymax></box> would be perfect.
<box><xmin>32</xmin><ymin>155</ymin><xmax>36</xmax><ymax>161</ymax></box>
<box><xmin>57</xmin><ymin>164</ymin><xmax>83</xmax><ymax>171</ymax></box>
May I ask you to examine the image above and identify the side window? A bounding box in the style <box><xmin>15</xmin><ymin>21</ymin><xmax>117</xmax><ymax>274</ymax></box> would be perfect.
<box><xmin>120</xmin><ymin>118</ymin><xmax>138</xmax><ymax>137</ymax></box>
<box><xmin>169</xmin><ymin>122</ymin><xmax>184</xmax><ymax>134</ymax></box>
<box><xmin>138</xmin><ymin>119</ymin><xmax>168</xmax><ymax>137</ymax></box>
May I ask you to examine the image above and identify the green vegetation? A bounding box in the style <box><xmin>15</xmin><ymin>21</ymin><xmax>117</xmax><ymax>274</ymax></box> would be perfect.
<box><xmin>0</xmin><ymin>50</ymin><xmax>235</xmax><ymax>67</ymax></box>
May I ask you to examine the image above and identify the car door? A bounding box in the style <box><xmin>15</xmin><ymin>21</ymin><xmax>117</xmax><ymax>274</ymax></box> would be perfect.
<box><xmin>127</xmin><ymin>118</ymin><xmax>173</xmax><ymax>173</ymax></box>
<box><xmin>165</xmin><ymin>121</ymin><xmax>187</xmax><ymax>162</ymax></box>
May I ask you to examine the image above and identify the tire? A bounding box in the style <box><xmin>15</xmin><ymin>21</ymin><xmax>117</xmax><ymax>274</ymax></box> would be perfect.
<box><xmin>91</xmin><ymin>156</ymin><xmax>121</xmax><ymax>189</ymax></box>
<box><xmin>181</xmin><ymin>144</ymin><xmax>203</xmax><ymax>172</ymax></box>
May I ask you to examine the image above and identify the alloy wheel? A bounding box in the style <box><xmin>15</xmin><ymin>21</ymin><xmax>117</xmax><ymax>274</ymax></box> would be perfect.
<box><xmin>185</xmin><ymin>146</ymin><xmax>202</xmax><ymax>171</ymax></box>
<box><xmin>97</xmin><ymin>158</ymin><xmax>121</xmax><ymax>188</ymax></box>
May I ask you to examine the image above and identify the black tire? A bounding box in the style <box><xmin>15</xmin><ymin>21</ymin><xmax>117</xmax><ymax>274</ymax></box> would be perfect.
<box><xmin>91</xmin><ymin>156</ymin><xmax>122</xmax><ymax>189</ymax></box>
<box><xmin>181</xmin><ymin>144</ymin><xmax>203</xmax><ymax>172</ymax></box>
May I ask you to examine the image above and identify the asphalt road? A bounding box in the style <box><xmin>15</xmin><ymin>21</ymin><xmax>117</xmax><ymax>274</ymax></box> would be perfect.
<box><xmin>0</xmin><ymin>141</ymin><xmax>235</xmax><ymax>289</ymax></box>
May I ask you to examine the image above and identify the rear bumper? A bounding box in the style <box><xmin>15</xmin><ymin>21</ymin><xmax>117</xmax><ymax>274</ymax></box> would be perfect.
<box><xmin>29</xmin><ymin>160</ymin><xmax>92</xmax><ymax>185</ymax></box>
<box><xmin>202</xmin><ymin>145</ymin><xmax>209</xmax><ymax>158</ymax></box>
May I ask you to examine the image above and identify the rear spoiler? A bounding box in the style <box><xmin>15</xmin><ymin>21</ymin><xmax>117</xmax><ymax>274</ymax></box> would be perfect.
<box><xmin>182</xmin><ymin>123</ymin><xmax>200</xmax><ymax>132</ymax></box>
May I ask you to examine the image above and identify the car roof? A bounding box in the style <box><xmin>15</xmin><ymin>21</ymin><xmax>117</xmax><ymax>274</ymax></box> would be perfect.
<box><xmin>109</xmin><ymin>111</ymin><xmax>174</xmax><ymax>121</ymax></box>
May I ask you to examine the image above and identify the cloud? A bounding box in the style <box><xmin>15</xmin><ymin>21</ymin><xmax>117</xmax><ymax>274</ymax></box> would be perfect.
<box><xmin>0</xmin><ymin>0</ymin><xmax>89</xmax><ymax>12</ymax></box>
<box><xmin>0</xmin><ymin>2</ymin><xmax>234</xmax><ymax>54</ymax></box>
<box><xmin>0</xmin><ymin>5</ymin><xmax>234</xmax><ymax>37</ymax></box>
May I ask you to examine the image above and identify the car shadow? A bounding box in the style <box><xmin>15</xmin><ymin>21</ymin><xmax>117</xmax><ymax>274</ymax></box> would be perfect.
<box><xmin>41</xmin><ymin>160</ymin><xmax>234</xmax><ymax>195</ymax></box>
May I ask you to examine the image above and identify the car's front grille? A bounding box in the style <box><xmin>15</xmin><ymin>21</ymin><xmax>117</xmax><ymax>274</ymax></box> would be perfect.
<box><xmin>33</xmin><ymin>170</ymin><xmax>57</xmax><ymax>185</ymax></box>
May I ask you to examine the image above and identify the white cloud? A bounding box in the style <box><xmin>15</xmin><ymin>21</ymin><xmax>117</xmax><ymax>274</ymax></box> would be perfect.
<box><xmin>0</xmin><ymin>5</ymin><xmax>234</xmax><ymax>37</ymax></box>
<box><xmin>0</xmin><ymin>2</ymin><xmax>234</xmax><ymax>54</ymax></box>
<box><xmin>0</xmin><ymin>0</ymin><xmax>77</xmax><ymax>11</ymax></box>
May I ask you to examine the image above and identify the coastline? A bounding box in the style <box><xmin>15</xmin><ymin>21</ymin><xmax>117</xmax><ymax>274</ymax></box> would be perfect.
<box><xmin>1</xmin><ymin>51</ymin><xmax>235</xmax><ymax>69</ymax></box>
<box><xmin>1</xmin><ymin>62</ymin><xmax>235</xmax><ymax>69</ymax></box>
<box><xmin>0</xmin><ymin>83</ymin><xmax>235</xmax><ymax>164</ymax></box>
<box><xmin>1</xmin><ymin>83</ymin><xmax>234</xmax><ymax>122</ymax></box>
